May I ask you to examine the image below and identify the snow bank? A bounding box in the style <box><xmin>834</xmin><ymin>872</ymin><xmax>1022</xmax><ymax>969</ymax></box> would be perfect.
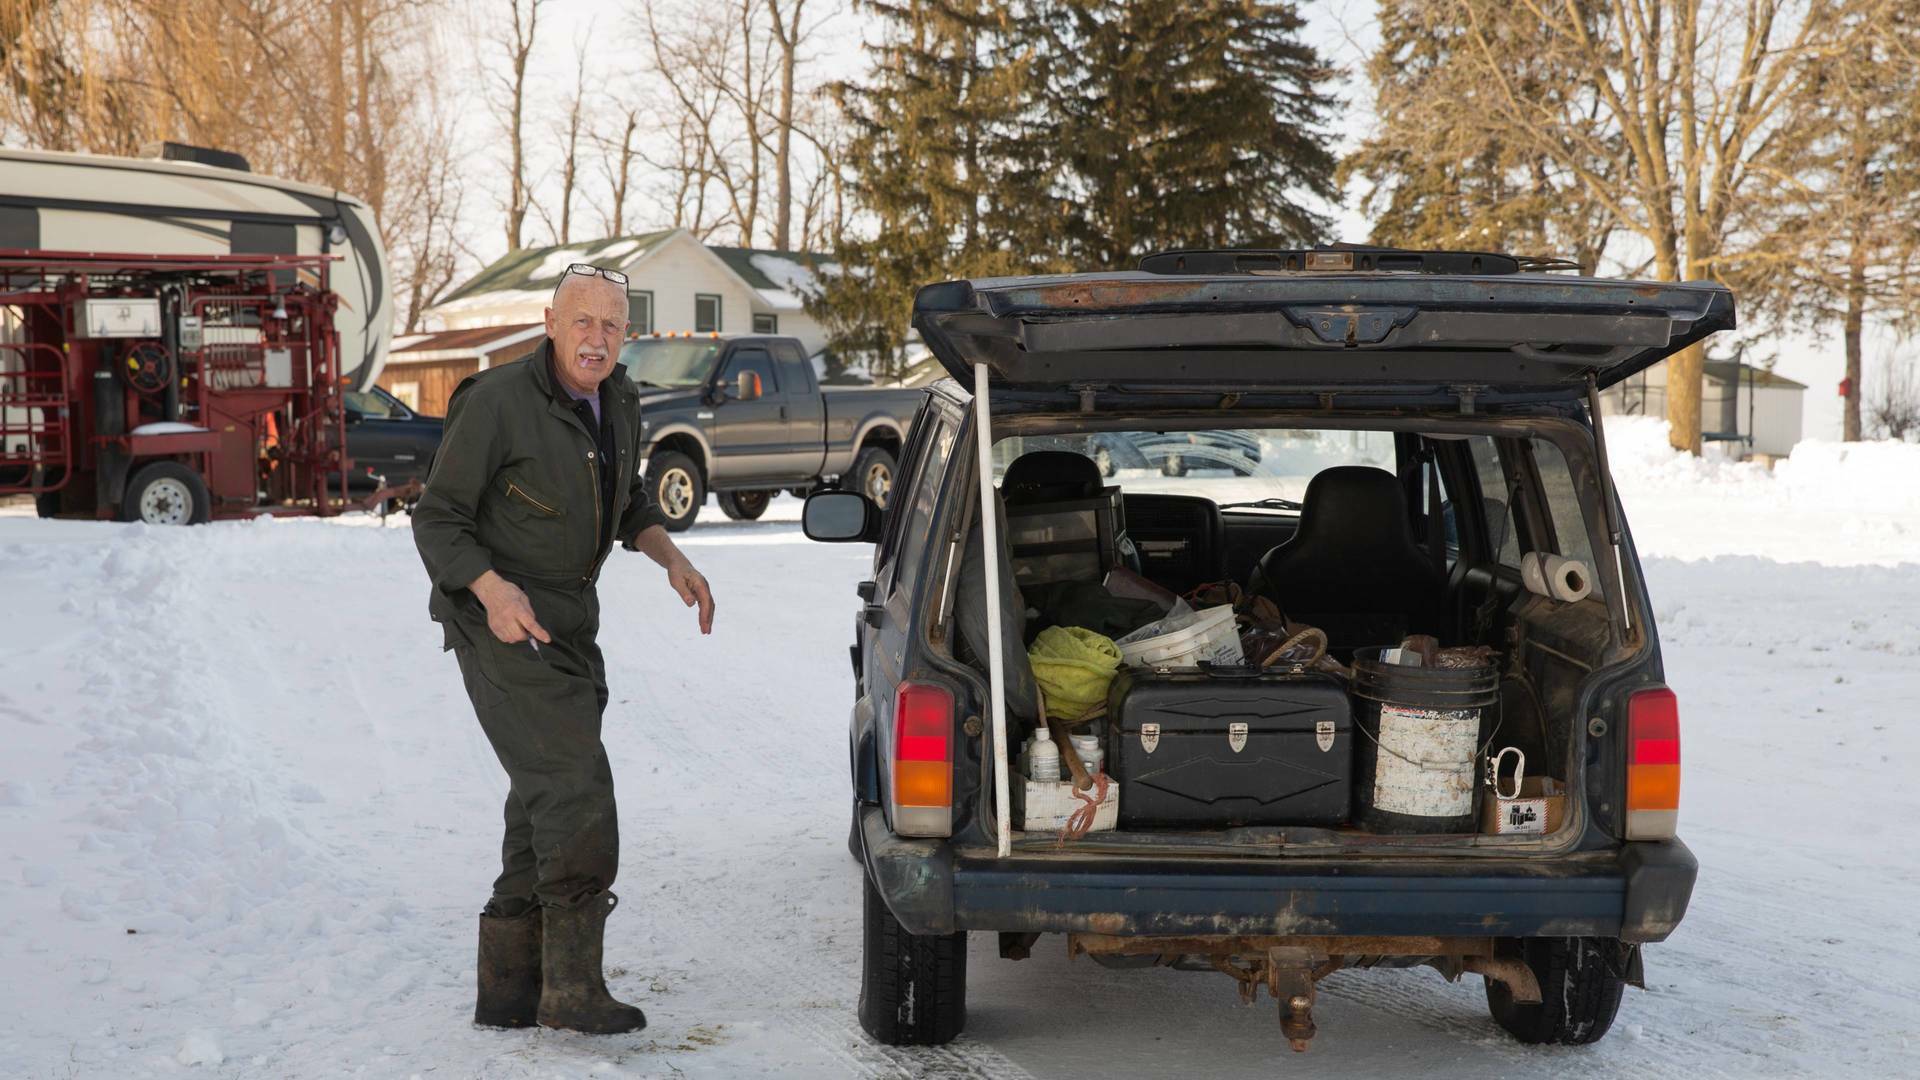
<box><xmin>1604</xmin><ymin>415</ymin><xmax>1920</xmax><ymax>565</ymax></box>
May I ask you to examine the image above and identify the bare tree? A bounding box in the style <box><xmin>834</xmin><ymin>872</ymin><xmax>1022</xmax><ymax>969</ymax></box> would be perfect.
<box><xmin>763</xmin><ymin>0</ymin><xmax>809</xmax><ymax>250</ymax></box>
<box><xmin>594</xmin><ymin>103</ymin><xmax>645</xmax><ymax>236</ymax></box>
<box><xmin>556</xmin><ymin>31</ymin><xmax>589</xmax><ymax>245</ymax></box>
<box><xmin>1351</xmin><ymin>0</ymin><xmax>1870</xmax><ymax>454</ymax></box>
<box><xmin>1867</xmin><ymin>353</ymin><xmax>1920</xmax><ymax>441</ymax></box>
<box><xmin>490</xmin><ymin>0</ymin><xmax>546</xmax><ymax>252</ymax></box>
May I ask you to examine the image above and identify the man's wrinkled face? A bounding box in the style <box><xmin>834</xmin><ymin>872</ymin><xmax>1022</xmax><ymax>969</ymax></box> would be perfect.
<box><xmin>545</xmin><ymin>274</ymin><xmax>628</xmax><ymax>396</ymax></box>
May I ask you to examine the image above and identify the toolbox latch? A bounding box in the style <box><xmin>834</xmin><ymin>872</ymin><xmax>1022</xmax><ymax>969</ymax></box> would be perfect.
<box><xmin>1140</xmin><ymin>723</ymin><xmax>1160</xmax><ymax>755</ymax></box>
<box><xmin>1228</xmin><ymin>722</ymin><xmax>1248</xmax><ymax>753</ymax></box>
<box><xmin>1316</xmin><ymin>720</ymin><xmax>1335</xmax><ymax>753</ymax></box>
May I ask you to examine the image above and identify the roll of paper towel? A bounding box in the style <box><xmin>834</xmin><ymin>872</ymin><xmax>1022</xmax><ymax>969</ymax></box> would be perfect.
<box><xmin>1521</xmin><ymin>552</ymin><xmax>1593</xmax><ymax>603</ymax></box>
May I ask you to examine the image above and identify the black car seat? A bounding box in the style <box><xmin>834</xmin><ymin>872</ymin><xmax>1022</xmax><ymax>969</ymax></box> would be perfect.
<box><xmin>1247</xmin><ymin>465</ymin><xmax>1446</xmax><ymax>651</ymax></box>
<box><xmin>1000</xmin><ymin>451</ymin><xmax>1141</xmax><ymax>573</ymax></box>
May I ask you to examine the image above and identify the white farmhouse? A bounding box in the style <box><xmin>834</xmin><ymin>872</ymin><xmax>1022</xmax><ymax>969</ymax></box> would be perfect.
<box><xmin>381</xmin><ymin>229</ymin><xmax>834</xmax><ymax>415</ymax></box>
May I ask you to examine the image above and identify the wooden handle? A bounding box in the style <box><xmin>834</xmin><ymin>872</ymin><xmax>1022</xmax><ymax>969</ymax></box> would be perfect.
<box><xmin>1049</xmin><ymin>723</ymin><xmax>1093</xmax><ymax>791</ymax></box>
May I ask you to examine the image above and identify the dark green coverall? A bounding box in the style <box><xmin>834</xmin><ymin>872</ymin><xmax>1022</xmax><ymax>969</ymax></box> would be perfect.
<box><xmin>413</xmin><ymin>339</ymin><xmax>665</xmax><ymax>910</ymax></box>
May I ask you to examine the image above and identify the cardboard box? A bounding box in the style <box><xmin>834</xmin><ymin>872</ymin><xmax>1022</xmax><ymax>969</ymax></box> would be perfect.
<box><xmin>1013</xmin><ymin>773</ymin><xmax>1118</xmax><ymax>833</ymax></box>
<box><xmin>1480</xmin><ymin>777</ymin><xmax>1567</xmax><ymax>835</ymax></box>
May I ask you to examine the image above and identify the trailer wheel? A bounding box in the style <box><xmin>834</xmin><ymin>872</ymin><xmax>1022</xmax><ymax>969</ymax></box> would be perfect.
<box><xmin>648</xmin><ymin>450</ymin><xmax>704</xmax><ymax>532</ymax></box>
<box><xmin>35</xmin><ymin>492</ymin><xmax>60</xmax><ymax>519</ymax></box>
<box><xmin>716</xmin><ymin>489</ymin><xmax>771</xmax><ymax>521</ymax></box>
<box><xmin>1486</xmin><ymin>937</ymin><xmax>1630</xmax><ymax>1045</ymax></box>
<box><xmin>120</xmin><ymin>461</ymin><xmax>210</xmax><ymax>526</ymax></box>
<box><xmin>858</xmin><ymin>871</ymin><xmax>966</xmax><ymax>1046</ymax></box>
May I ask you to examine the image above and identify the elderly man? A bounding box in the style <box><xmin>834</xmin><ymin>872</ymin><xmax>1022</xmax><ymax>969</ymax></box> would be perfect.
<box><xmin>413</xmin><ymin>263</ymin><xmax>714</xmax><ymax>1035</ymax></box>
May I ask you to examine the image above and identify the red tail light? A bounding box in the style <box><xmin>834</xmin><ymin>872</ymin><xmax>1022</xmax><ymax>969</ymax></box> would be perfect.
<box><xmin>1626</xmin><ymin>687</ymin><xmax>1680</xmax><ymax>839</ymax></box>
<box><xmin>891</xmin><ymin>682</ymin><xmax>953</xmax><ymax>837</ymax></box>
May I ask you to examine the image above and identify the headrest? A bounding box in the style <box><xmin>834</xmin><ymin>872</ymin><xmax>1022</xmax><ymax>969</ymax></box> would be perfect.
<box><xmin>1002</xmin><ymin>451</ymin><xmax>1103</xmax><ymax>504</ymax></box>
<box><xmin>1294</xmin><ymin>466</ymin><xmax>1413</xmax><ymax>545</ymax></box>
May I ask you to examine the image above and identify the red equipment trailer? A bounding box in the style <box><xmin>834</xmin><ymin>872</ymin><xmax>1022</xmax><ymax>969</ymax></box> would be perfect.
<box><xmin>0</xmin><ymin>249</ymin><xmax>373</xmax><ymax>523</ymax></box>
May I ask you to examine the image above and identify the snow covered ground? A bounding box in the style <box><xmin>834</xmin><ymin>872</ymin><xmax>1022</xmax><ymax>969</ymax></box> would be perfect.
<box><xmin>1</xmin><ymin>430</ymin><xmax>1917</xmax><ymax>1078</ymax></box>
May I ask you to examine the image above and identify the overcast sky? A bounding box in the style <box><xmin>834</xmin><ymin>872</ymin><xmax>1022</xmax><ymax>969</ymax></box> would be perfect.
<box><xmin>465</xmin><ymin>0</ymin><xmax>1865</xmax><ymax>438</ymax></box>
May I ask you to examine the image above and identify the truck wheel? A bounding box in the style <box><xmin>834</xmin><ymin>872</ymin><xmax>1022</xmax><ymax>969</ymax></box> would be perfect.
<box><xmin>850</xmin><ymin>446</ymin><xmax>896</xmax><ymax>510</ymax></box>
<box><xmin>1485</xmin><ymin>937</ymin><xmax>1630</xmax><ymax>1045</ymax></box>
<box><xmin>648</xmin><ymin>450</ymin><xmax>704</xmax><ymax>532</ymax></box>
<box><xmin>120</xmin><ymin>461</ymin><xmax>210</xmax><ymax>525</ymax></box>
<box><xmin>858</xmin><ymin>872</ymin><xmax>966</xmax><ymax>1046</ymax></box>
<box><xmin>716</xmin><ymin>489</ymin><xmax>771</xmax><ymax>521</ymax></box>
<box><xmin>1160</xmin><ymin>452</ymin><xmax>1187</xmax><ymax>477</ymax></box>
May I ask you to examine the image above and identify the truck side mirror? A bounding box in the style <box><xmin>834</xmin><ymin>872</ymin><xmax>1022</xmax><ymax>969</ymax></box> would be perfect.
<box><xmin>735</xmin><ymin>370</ymin><xmax>762</xmax><ymax>402</ymax></box>
<box><xmin>803</xmin><ymin>490</ymin><xmax>880</xmax><ymax>543</ymax></box>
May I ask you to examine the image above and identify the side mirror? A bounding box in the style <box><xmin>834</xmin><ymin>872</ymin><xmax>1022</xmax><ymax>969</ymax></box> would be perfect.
<box><xmin>803</xmin><ymin>490</ymin><xmax>880</xmax><ymax>543</ymax></box>
<box><xmin>734</xmin><ymin>370</ymin><xmax>762</xmax><ymax>402</ymax></box>
<box><xmin>344</xmin><ymin>411</ymin><xmax>364</xmax><ymax>426</ymax></box>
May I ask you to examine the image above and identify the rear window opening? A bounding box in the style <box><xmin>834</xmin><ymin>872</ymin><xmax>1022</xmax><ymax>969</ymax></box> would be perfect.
<box><xmin>933</xmin><ymin>414</ymin><xmax>1631</xmax><ymax>855</ymax></box>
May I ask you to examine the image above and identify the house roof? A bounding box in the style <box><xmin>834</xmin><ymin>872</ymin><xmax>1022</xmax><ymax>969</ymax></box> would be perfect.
<box><xmin>436</xmin><ymin>231</ymin><xmax>677</xmax><ymax>306</ymax></box>
<box><xmin>1705</xmin><ymin>360</ymin><xmax>1807</xmax><ymax>391</ymax></box>
<box><xmin>388</xmin><ymin>322</ymin><xmax>544</xmax><ymax>363</ymax></box>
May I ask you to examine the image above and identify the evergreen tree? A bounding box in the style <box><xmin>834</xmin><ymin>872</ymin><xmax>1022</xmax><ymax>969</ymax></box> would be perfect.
<box><xmin>1025</xmin><ymin>0</ymin><xmax>1339</xmax><ymax>269</ymax></box>
<box><xmin>810</xmin><ymin>1</ymin><xmax>1048</xmax><ymax>379</ymax></box>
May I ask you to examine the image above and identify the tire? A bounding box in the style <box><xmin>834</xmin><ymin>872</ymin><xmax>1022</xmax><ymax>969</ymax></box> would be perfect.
<box><xmin>1160</xmin><ymin>452</ymin><xmax>1187</xmax><ymax>477</ymax></box>
<box><xmin>35</xmin><ymin>491</ymin><xmax>60</xmax><ymax>519</ymax></box>
<box><xmin>716</xmin><ymin>489</ymin><xmax>771</xmax><ymax>521</ymax></box>
<box><xmin>1093</xmin><ymin>445</ymin><xmax>1116</xmax><ymax>477</ymax></box>
<box><xmin>1486</xmin><ymin>937</ymin><xmax>1630</xmax><ymax>1045</ymax></box>
<box><xmin>119</xmin><ymin>461</ymin><xmax>211</xmax><ymax>525</ymax></box>
<box><xmin>858</xmin><ymin>872</ymin><xmax>966</xmax><ymax>1046</ymax></box>
<box><xmin>849</xmin><ymin>446</ymin><xmax>897</xmax><ymax>511</ymax></box>
<box><xmin>647</xmin><ymin>450</ymin><xmax>704</xmax><ymax>532</ymax></box>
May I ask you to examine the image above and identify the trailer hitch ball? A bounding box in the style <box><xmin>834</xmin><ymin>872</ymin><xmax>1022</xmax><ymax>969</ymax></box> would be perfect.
<box><xmin>1282</xmin><ymin>994</ymin><xmax>1316</xmax><ymax>1053</ymax></box>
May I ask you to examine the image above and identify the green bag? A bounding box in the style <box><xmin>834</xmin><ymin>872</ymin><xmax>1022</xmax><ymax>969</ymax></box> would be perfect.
<box><xmin>1027</xmin><ymin>625</ymin><xmax>1122</xmax><ymax>725</ymax></box>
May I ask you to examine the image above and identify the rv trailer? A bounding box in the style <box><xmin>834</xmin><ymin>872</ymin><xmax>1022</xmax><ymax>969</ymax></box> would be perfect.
<box><xmin>0</xmin><ymin>144</ymin><xmax>391</xmax><ymax>388</ymax></box>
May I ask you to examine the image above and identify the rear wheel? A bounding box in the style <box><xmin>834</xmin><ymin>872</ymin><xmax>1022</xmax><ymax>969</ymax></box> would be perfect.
<box><xmin>648</xmin><ymin>451</ymin><xmax>704</xmax><ymax>532</ymax></box>
<box><xmin>849</xmin><ymin>446</ymin><xmax>896</xmax><ymax>510</ymax></box>
<box><xmin>120</xmin><ymin>461</ymin><xmax>210</xmax><ymax>525</ymax></box>
<box><xmin>858</xmin><ymin>872</ymin><xmax>966</xmax><ymax>1046</ymax></box>
<box><xmin>1486</xmin><ymin>937</ymin><xmax>1630</xmax><ymax>1045</ymax></box>
<box><xmin>716</xmin><ymin>489</ymin><xmax>771</xmax><ymax>521</ymax></box>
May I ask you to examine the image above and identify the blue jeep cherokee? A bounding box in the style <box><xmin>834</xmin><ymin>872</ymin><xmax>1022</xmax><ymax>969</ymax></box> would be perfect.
<box><xmin>804</xmin><ymin>247</ymin><xmax>1720</xmax><ymax>1051</ymax></box>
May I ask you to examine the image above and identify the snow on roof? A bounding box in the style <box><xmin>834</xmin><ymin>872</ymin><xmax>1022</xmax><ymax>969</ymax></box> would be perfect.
<box><xmin>436</xmin><ymin>230</ymin><xmax>676</xmax><ymax>305</ymax></box>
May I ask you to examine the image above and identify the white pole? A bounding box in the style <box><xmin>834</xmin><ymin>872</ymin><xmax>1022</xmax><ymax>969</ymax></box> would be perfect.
<box><xmin>973</xmin><ymin>361</ymin><xmax>1012</xmax><ymax>858</ymax></box>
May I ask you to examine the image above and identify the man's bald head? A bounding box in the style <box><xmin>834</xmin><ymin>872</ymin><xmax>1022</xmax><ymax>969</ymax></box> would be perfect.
<box><xmin>545</xmin><ymin>268</ymin><xmax>630</xmax><ymax>398</ymax></box>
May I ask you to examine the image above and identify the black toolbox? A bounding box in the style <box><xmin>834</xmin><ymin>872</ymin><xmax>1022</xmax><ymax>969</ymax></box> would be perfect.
<box><xmin>1106</xmin><ymin>665</ymin><xmax>1352</xmax><ymax>827</ymax></box>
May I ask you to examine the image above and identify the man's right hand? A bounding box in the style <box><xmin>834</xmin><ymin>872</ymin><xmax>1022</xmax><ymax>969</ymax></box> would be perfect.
<box><xmin>469</xmin><ymin>570</ymin><xmax>552</xmax><ymax>645</ymax></box>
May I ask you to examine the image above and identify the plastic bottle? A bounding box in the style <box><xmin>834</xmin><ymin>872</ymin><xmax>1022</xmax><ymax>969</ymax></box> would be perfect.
<box><xmin>1028</xmin><ymin>728</ymin><xmax>1061</xmax><ymax>782</ymax></box>
<box><xmin>1071</xmin><ymin>733</ymin><xmax>1103</xmax><ymax>776</ymax></box>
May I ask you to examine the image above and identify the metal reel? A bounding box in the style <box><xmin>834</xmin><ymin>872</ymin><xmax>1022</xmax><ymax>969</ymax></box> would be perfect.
<box><xmin>124</xmin><ymin>340</ymin><xmax>174</xmax><ymax>395</ymax></box>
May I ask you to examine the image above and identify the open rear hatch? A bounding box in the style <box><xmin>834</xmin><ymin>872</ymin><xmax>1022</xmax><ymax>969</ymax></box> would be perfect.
<box><xmin>913</xmin><ymin>248</ymin><xmax>1735</xmax><ymax>402</ymax></box>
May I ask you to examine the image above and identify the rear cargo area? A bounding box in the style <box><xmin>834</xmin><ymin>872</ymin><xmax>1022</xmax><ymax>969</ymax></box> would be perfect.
<box><xmin>945</xmin><ymin>417</ymin><xmax>1625</xmax><ymax>851</ymax></box>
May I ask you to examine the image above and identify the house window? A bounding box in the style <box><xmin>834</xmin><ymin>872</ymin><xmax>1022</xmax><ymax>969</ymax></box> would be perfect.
<box><xmin>628</xmin><ymin>291</ymin><xmax>653</xmax><ymax>335</ymax></box>
<box><xmin>390</xmin><ymin>382</ymin><xmax>421</xmax><ymax>411</ymax></box>
<box><xmin>694</xmin><ymin>293</ymin><xmax>722</xmax><ymax>333</ymax></box>
<box><xmin>752</xmin><ymin>312</ymin><xmax>778</xmax><ymax>334</ymax></box>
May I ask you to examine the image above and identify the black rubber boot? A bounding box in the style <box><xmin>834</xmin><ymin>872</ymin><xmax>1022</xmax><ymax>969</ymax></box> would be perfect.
<box><xmin>537</xmin><ymin>891</ymin><xmax>647</xmax><ymax>1034</ymax></box>
<box><xmin>473</xmin><ymin>903</ymin><xmax>543</xmax><ymax>1028</ymax></box>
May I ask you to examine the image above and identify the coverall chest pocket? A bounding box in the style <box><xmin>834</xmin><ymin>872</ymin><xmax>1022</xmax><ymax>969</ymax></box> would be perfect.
<box><xmin>501</xmin><ymin>478</ymin><xmax>564</xmax><ymax>519</ymax></box>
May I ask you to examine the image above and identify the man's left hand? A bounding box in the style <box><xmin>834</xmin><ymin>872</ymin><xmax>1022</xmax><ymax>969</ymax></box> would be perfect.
<box><xmin>668</xmin><ymin>559</ymin><xmax>715</xmax><ymax>634</ymax></box>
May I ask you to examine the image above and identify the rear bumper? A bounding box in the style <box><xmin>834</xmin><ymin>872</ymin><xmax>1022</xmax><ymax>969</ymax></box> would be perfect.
<box><xmin>860</xmin><ymin>807</ymin><xmax>1695</xmax><ymax>944</ymax></box>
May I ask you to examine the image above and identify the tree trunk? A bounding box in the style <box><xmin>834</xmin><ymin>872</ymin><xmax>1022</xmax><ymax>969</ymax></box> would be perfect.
<box><xmin>1843</xmin><ymin>241</ymin><xmax>1866</xmax><ymax>442</ymax></box>
<box><xmin>1661</xmin><ymin>237</ymin><xmax>1704</xmax><ymax>454</ymax></box>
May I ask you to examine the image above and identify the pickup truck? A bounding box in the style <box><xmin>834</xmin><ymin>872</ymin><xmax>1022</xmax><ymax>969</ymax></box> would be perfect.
<box><xmin>803</xmin><ymin>247</ymin><xmax>1715</xmax><ymax>1052</ymax></box>
<box><xmin>618</xmin><ymin>334</ymin><xmax>922</xmax><ymax>529</ymax></box>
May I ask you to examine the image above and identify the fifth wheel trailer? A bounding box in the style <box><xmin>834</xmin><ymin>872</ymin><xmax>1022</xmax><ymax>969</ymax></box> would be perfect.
<box><xmin>0</xmin><ymin>144</ymin><xmax>391</xmax><ymax>390</ymax></box>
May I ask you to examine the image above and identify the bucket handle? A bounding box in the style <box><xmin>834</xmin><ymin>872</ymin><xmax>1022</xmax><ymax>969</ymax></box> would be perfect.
<box><xmin>1487</xmin><ymin>746</ymin><xmax>1525</xmax><ymax>800</ymax></box>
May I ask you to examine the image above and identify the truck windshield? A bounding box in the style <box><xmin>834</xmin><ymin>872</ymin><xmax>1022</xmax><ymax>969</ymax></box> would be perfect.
<box><xmin>618</xmin><ymin>339</ymin><xmax>722</xmax><ymax>388</ymax></box>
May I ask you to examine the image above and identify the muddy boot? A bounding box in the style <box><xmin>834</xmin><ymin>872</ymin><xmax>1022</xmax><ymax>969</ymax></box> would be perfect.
<box><xmin>537</xmin><ymin>891</ymin><xmax>647</xmax><ymax>1034</ymax></box>
<box><xmin>473</xmin><ymin>901</ymin><xmax>543</xmax><ymax>1028</ymax></box>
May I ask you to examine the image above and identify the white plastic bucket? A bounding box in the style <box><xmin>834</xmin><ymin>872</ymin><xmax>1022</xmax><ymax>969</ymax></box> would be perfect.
<box><xmin>1118</xmin><ymin>605</ymin><xmax>1244</xmax><ymax>669</ymax></box>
